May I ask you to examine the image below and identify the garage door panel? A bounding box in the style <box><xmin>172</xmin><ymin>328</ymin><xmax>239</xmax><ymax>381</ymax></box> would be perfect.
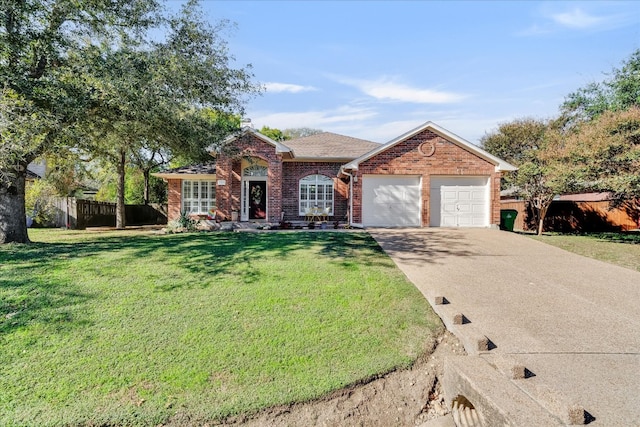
<box><xmin>430</xmin><ymin>177</ymin><xmax>489</xmax><ymax>227</ymax></box>
<box><xmin>363</xmin><ymin>176</ymin><xmax>421</xmax><ymax>227</ymax></box>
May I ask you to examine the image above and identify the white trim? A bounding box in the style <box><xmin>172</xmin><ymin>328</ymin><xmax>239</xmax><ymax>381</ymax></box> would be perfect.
<box><xmin>182</xmin><ymin>180</ymin><xmax>216</xmax><ymax>215</ymax></box>
<box><xmin>298</xmin><ymin>174</ymin><xmax>334</xmax><ymax>216</ymax></box>
<box><xmin>341</xmin><ymin>121</ymin><xmax>517</xmax><ymax>173</ymax></box>
<box><xmin>241</xmin><ymin>163</ymin><xmax>268</xmax><ymax>221</ymax></box>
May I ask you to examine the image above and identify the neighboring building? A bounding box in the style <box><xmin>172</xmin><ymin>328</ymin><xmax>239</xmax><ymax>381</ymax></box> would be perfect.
<box><xmin>154</xmin><ymin>121</ymin><xmax>516</xmax><ymax>228</ymax></box>
<box><xmin>26</xmin><ymin>159</ymin><xmax>47</xmax><ymax>181</ymax></box>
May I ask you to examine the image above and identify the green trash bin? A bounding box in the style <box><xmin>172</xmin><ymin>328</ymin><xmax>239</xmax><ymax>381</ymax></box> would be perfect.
<box><xmin>500</xmin><ymin>209</ymin><xmax>518</xmax><ymax>231</ymax></box>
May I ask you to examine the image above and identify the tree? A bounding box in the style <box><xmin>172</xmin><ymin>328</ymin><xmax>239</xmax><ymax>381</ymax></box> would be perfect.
<box><xmin>562</xmin><ymin>108</ymin><xmax>640</xmax><ymax>218</ymax></box>
<box><xmin>562</xmin><ymin>49</ymin><xmax>640</xmax><ymax>124</ymax></box>
<box><xmin>482</xmin><ymin>118</ymin><xmax>575</xmax><ymax>235</ymax></box>
<box><xmin>480</xmin><ymin>118</ymin><xmax>547</xmax><ymax>190</ymax></box>
<box><xmin>0</xmin><ymin>0</ymin><xmax>160</xmax><ymax>243</ymax></box>
<box><xmin>284</xmin><ymin>128</ymin><xmax>323</xmax><ymax>139</ymax></box>
<box><xmin>82</xmin><ymin>2</ymin><xmax>259</xmax><ymax>229</ymax></box>
<box><xmin>259</xmin><ymin>126</ymin><xmax>289</xmax><ymax>141</ymax></box>
<box><xmin>130</xmin><ymin>145</ymin><xmax>170</xmax><ymax>205</ymax></box>
<box><xmin>0</xmin><ymin>0</ymin><xmax>260</xmax><ymax>238</ymax></box>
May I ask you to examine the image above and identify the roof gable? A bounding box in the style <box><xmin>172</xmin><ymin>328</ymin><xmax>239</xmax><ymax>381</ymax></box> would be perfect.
<box><xmin>341</xmin><ymin>121</ymin><xmax>517</xmax><ymax>172</ymax></box>
<box><xmin>209</xmin><ymin>126</ymin><xmax>293</xmax><ymax>157</ymax></box>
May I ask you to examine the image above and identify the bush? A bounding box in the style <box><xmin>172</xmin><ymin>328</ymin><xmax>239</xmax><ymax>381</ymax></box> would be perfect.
<box><xmin>25</xmin><ymin>180</ymin><xmax>60</xmax><ymax>227</ymax></box>
<box><xmin>165</xmin><ymin>210</ymin><xmax>200</xmax><ymax>233</ymax></box>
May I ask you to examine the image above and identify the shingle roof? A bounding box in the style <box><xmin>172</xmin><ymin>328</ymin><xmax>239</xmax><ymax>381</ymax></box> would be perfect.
<box><xmin>162</xmin><ymin>163</ymin><xmax>216</xmax><ymax>175</ymax></box>
<box><xmin>152</xmin><ymin>163</ymin><xmax>216</xmax><ymax>179</ymax></box>
<box><xmin>282</xmin><ymin>132</ymin><xmax>380</xmax><ymax>160</ymax></box>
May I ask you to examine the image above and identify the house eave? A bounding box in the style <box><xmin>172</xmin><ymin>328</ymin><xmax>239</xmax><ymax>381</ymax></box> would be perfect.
<box><xmin>283</xmin><ymin>156</ymin><xmax>358</xmax><ymax>163</ymax></box>
<box><xmin>152</xmin><ymin>172</ymin><xmax>216</xmax><ymax>181</ymax></box>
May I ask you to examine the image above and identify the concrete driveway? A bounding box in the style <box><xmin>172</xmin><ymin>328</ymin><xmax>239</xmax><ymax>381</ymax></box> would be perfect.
<box><xmin>370</xmin><ymin>228</ymin><xmax>640</xmax><ymax>426</ymax></box>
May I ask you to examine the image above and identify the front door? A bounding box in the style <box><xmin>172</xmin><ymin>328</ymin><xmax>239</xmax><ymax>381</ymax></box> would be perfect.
<box><xmin>242</xmin><ymin>180</ymin><xmax>267</xmax><ymax>221</ymax></box>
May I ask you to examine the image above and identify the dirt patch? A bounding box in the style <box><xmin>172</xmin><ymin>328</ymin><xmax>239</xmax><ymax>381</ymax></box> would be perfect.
<box><xmin>198</xmin><ymin>330</ymin><xmax>465</xmax><ymax>427</ymax></box>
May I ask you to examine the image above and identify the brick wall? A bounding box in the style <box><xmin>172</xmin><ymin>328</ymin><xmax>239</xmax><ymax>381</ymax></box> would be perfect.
<box><xmin>352</xmin><ymin>130</ymin><xmax>501</xmax><ymax>226</ymax></box>
<box><xmin>282</xmin><ymin>162</ymin><xmax>349</xmax><ymax>222</ymax></box>
<box><xmin>167</xmin><ymin>179</ymin><xmax>181</xmax><ymax>221</ymax></box>
<box><xmin>215</xmin><ymin>133</ymin><xmax>283</xmax><ymax>223</ymax></box>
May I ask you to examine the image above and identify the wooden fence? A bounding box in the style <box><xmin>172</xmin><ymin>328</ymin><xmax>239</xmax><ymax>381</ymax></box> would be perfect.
<box><xmin>501</xmin><ymin>199</ymin><xmax>639</xmax><ymax>232</ymax></box>
<box><xmin>47</xmin><ymin>198</ymin><xmax>166</xmax><ymax>229</ymax></box>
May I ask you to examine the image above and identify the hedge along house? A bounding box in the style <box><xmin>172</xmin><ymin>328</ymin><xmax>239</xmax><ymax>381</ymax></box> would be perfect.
<box><xmin>154</xmin><ymin>121</ymin><xmax>516</xmax><ymax>228</ymax></box>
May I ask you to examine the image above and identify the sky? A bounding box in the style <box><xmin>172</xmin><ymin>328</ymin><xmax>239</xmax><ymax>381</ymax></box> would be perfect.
<box><xmin>179</xmin><ymin>1</ymin><xmax>640</xmax><ymax>145</ymax></box>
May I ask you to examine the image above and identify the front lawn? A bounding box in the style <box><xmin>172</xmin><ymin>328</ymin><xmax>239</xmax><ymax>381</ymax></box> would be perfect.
<box><xmin>0</xmin><ymin>229</ymin><xmax>442</xmax><ymax>426</ymax></box>
<box><xmin>530</xmin><ymin>232</ymin><xmax>640</xmax><ymax>272</ymax></box>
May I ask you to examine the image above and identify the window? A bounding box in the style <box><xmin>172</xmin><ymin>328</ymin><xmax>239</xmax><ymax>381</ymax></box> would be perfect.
<box><xmin>299</xmin><ymin>175</ymin><xmax>334</xmax><ymax>215</ymax></box>
<box><xmin>182</xmin><ymin>180</ymin><xmax>216</xmax><ymax>214</ymax></box>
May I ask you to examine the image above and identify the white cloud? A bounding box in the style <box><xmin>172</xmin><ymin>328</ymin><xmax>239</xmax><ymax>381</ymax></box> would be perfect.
<box><xmin>519</xmin><ymin>5</ymin><xmax>632</xmax><ymax>36</ymax></box>
<box><xmin>339</xmin><ymin>77</ymin><xmax>468</xmax><ymax>104</ymax></box>
<box><xmin>264</xmin><ymin>82</ymin><xmax>317</xmax><ymax>94</ymax></box>
<box><xmin>551</xmin><ymin>8</ymin><xmax>604</xmax><ymax>29</ymax></box>
<box><xmin>251</xmin><ymin>105</ymin><xmax>378</xmax><ymax>131</ymax></box>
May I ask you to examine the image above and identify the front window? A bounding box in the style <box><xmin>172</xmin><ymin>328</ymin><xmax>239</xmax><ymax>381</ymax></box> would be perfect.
<box><xmin>182</xmin><ymin>180</ymin><xmax>216</xmax><ymax>214</ymax></box>
<box><xmin>299</xmin><ymin>175</ymin><xmax>334</xmax><ymax>215</ymax></box>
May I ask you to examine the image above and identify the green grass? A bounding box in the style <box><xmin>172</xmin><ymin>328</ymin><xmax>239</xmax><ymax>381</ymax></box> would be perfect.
<box><xmin>0</xmin><ymin>229</ymin><xmax>442</xmax><ymax>426</ymax></box>
<box><xmin>530</xmin><ymin>232</ymin><xmax>640</xmax><ymax>272</ymax></box>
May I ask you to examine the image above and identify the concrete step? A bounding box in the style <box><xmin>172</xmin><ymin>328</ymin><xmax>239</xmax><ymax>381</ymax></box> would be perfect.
<box><xmin>428</xmin><ymin>296</ymin><xmax>497</xmax><ymax>356</ymax></box>
<box><xmin>443</xmin><ymin>356</ymin><xmax>566</xmax><ymax>426</ymax></box>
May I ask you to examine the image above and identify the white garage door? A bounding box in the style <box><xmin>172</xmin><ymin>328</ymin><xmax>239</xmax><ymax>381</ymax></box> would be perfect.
<box><xmin>430</xmin><ymin>177</ymin><xmax>489</xmax><ymax>227</ymax></box>
<box><xmin>362</xmin><ymin>175</ymin><xmax>421</xmax><ymax>227</ymax></box>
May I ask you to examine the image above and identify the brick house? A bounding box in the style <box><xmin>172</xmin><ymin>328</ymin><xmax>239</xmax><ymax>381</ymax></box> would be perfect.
<box><xmin>154</xmin><ymin>121</ymin><xmax>515</xmax><ymax>228</ymax></box>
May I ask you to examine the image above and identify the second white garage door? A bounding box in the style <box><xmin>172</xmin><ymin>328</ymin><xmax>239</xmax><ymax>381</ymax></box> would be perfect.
<box><xmin>430</xmin><ymin>177</ymin><xmax>489</xmax><ymax>227</ymax></box>
<box><xmin>362</xmin><ymin>175</ymin><xmax>421</xmax><ymax>227</ymax></box>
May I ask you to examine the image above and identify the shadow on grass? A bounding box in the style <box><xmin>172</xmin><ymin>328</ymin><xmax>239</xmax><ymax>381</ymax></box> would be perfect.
<box><xmin>0</xmin><ymin>231</ymin><xmax>392</xmax><ymax>336</ymax></box>
<box><xmin>589</xmin><ymin>231</ymin><xmax>640</xmax><ymax>245</ymax></box>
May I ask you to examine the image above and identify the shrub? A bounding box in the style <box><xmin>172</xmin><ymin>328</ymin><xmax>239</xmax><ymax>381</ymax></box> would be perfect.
<box><xmin>165</xmin><ymin>210</ymin><xmax>200</xmax><ymax>233</ymax></box>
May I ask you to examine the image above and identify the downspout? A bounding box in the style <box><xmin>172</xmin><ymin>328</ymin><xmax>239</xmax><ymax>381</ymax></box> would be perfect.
<box><xmin>339</xmin><ymin>166</ymin><xmax>358</xmax><ymax>228</ymax></box>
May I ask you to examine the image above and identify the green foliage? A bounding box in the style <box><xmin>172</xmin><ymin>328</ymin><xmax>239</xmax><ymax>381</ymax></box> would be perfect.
<box><xmin>482</xmin><ymin>118</ymin><xmax>574</xmax><ymax>234</ymax></box>
<box><xmin>562</xmin><ymin>49</ymin><xmax>640</xmax><ymax>124</ymax></box>
<box><xmin>283</xmin><ymin>127</ymin><xmax>324</xmax><ymax>139</ymax></box>
<box><xmin>94</xmin><ymin>166</ymin><xmax>166</xmax><ymax>204</ymax></box>
<box><xmin>258</xmin><ymin>126</ymin><xmax>325</xmax><ymax>142</ymax></box>
<box><xmin>259</xmin><ymin>126</ymin><xmax>289</xmax><ymax>141</ymax></box>
<box><xmin>24</xmin><ymin>180</ymin><xmax>59</xmax><ymax>227</ymax></box>
<box><xmin>562</xmin><ymin>108</ymin><xmax>640</xmax><ymax>202</ymax></box>
<box><xmin>0</xmin><ymin>0</ymin><xmax>261</xmax><ymax>240</ymax></box>
<box><xmin>0</xmin><ymin>230</ymin><xmax>440</xmax><ymax>425</ymax></box>
<box><xmin>166</xmin><ymin>209</ymin><xmax>200</xmax><ymax>232</ymax></box>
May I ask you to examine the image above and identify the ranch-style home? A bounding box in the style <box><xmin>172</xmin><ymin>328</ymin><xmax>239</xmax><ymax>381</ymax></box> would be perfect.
<box><xmin>154</xmin><ymin>121</ymin><xmax>516</xmax><ymax>228</ymax></box>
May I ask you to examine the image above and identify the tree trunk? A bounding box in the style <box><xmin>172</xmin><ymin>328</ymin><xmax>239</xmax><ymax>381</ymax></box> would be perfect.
<box><xmin>537</xmin><ymin>203</ymin><xmax>550</xmax><ymax>236</ymax></box>
<box><xmin>143</xmin><ymin>168</ymin><xmax>150</xmax><ymax>205</ymax></box>
<box><xmin>116</xmin><ymin>149</ymin><xmax>126</xmax><ymax>229</ymax></box>
<box><xmin>0</xmin><ymin>169</ymin><xmax>30</xmax><ymax>244</ymax></box>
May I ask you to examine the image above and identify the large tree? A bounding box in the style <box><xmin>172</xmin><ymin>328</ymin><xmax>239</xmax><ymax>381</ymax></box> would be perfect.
<box><xmin>562</xmin><ymin>49</ymin><xmax>640</xmax><ymax>124</ymax></box>
<box><xmin>0</xmin><ymin>0</ymin><xmax>259</xmax><ymax>239</ymax></box>
<box><xmin>0</xmin><ymin>0</ymin><xmax>160</xmax><ymax>243</ymax></box>
<box><xmin>481</xmin><ymin>118</ymin><xmax>575</xmax><ymax>235</ymax></box>
<box><xmin>561</xmin><ymin>108</ymin><xmax>640</xmax><ymax>221</ymax></box>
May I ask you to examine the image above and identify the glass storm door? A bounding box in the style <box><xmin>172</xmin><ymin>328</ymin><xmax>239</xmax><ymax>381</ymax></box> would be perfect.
<box><xmin>241</xmin><ymin>164</ymin><xmax>268</xmax><ymax>221</ymax></box>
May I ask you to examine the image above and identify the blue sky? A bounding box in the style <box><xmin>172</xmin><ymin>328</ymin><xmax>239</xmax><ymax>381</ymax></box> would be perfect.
<box><xmin>187</xmin><ymin>1</ymin><xmax>639</xmax><ymax>144</ymax></box>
